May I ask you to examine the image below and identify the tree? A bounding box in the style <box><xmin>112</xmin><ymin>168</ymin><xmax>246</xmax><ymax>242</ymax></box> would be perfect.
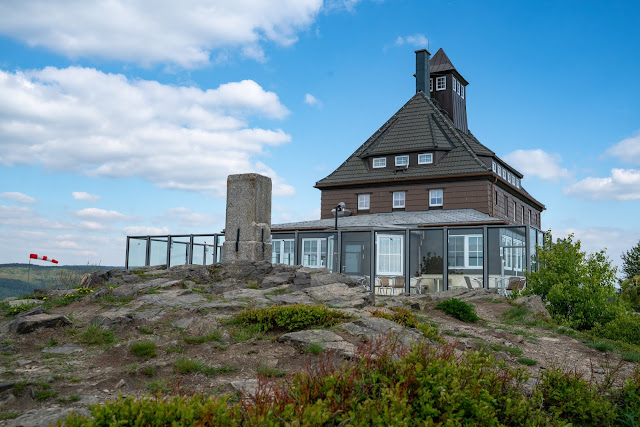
<box><xmin>526</xmin><ymin>233</ymin><xmax>620</xmax><ymax>330</ymax></box>
<box><xmin>621</xmin><ymin>240</ymin><xmax>640</xmax><ymax>280</ymax></box>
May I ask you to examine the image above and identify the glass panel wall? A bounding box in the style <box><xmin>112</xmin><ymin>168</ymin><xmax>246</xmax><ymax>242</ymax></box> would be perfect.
<box><xmin>409</xmin><ymin>229</ymin><xmax>444</xmax><ymax>294</ymax></box>
<box><xmin>448</xmin><ymin>228</ymin><xmax>484</xmax><ymax>290</ymax></box>
<box><xmin>271</xmin><ymin>233</ymin><xmax>295</xmax><ymax>265</ymax></box>
<box><xmin>297</xmin><ymin>232</ymin><xmax>338</xmax><ymax>272</ymax></box>
<box><xmin>169</xmin><ymin>236</ymin><xmax>191</xmax><ymax>267</ymax></box>
<box><xmin>374</xmin><ymin>231</ymin><xmax>405</xmax><ymax>296</ymax></box>
<box><xmin>488</xmin><ymin>227</ymin><xmax>526</xmax><ymax>294</ymax></box>
<box><xmin>127</xmin><ymin>237</ymin><xmax>148</xmax><ymax>268</ymax></box>
<box><xmin>216</xmin><ymin>235</ymin><xmax>225</xmax><ymax>263</ymax></box>
<box><xmin>149</xmin><ymin>236</ymin><xmax>168</xmax><ymax>266</ymax></box>
<box><xmin>192</xmin><ymin>236</ymin><xmax>215</xmax><ymax>265</ymax></box>
<box><xmin>529</xmin><ymin>227</ymin><xmax>538</xmax><ymax>273</ymax></box>
<box><xmin>340</xmin><ymin>231</ymin><xmax>371</xmax><ymax>288</ymax></box>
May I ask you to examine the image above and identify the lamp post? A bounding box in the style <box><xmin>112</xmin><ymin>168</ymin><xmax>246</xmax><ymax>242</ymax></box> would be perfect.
<box><xmin>334</xmin><ymin>202</ymin><xmax>345</xmax><ymax>230</ymax></box>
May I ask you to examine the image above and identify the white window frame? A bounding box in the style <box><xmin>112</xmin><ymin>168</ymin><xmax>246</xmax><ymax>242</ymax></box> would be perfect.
<box><xmin>436</xmin><ymin>76</ymin><xmax>446</xmax><ymax>91</ymax></box>
<box><xmin>492</xmin><ymin>161</ymin><xmax>496</xmax><ymax>173</ymax></box>
<box><xmin>516</xmin><ymin>178</ymin><xmax>520</xmax><ymax>188</ymax></box>
<box><xmin>452</xmin><ymin>76</ymin><xmax>458</xmax><ymax>95</ymax></box>
<box><xmin>395</xmin><ymin>155</ymin><xmax>409</xmax><ymax>167</ymax></box>
<box><xmin>302</xmin><ymin>238</ymin><xmax>327</xmax><ymax>269</ymax></box>
<box><xmin>502</xmin><ymin>169</ymin><xmax>507</xmax><ymax>180</ymax></box>
<box><xmin>429</xmin><ymin>189</ymin><xmax>443</xmax><ymax>207</ymax></box>
<box><xmin>430</xmin><ymin>78</ymin><xmax>433</xmax><ymax>92</ymax></box>
<box><xmin>357</xmin><ymin>194</ymin><xmax>370</xmax><ymax>210</ymax></box>
<box><xmin>418</xmin><ymin>153</ymin><xmax>433</xmax><ymax>164</ymax></box>
<box><xmin>272</xmin><ymin>239</ymin><xmax>295</xmax><ymax>265</ymax></box>
<box><xmin>393</xmin><ymin>191</ymin><xmax>405</xmax><ymax>208</ymax></box>
<box><xmin>497</xmin><ymin>165</ymin><xmax>502</xmax><ymax>176</ymax></box>
<box><xmin>373</xmin><ymin>157</ymin><xmax>386</xmax><ymax>168</ymax></box>
<box><xmin>457</xmin><ymin>80</ymin><xmax>461</xmax><ymax>95</ymax></box>
<box><xmin>448</xmin><ymin>234</ymin><xmax>483</xmax><ymax>269</ymax></box>
<box><xmin>461</xmin><ymin>85</ymin><xmax>465</xmax><ymax>99</ymax></box>
<box><xmin>376</xmin><ymin>234</ymin><xmax>404</xmax><ymax>276</ymax></box>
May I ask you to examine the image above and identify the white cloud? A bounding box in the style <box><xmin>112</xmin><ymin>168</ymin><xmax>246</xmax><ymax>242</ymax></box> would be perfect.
<box><xmin>79</xmin><ymin>221</ymin><xmax>108</xmax><ymax>231</ymax></box>
<box><xmin>395</xmin><ymin>34</ymin><xmax>428</xmax><ymax>48</ymax></box>
<box><xmin>304</xmin><ymin>93</ymin><xmax>320</xmax><ymax>106</ymax></box>
<box><xmin>323</xmin><ymin>0</ymin><xmax>361</xmax><ymax>12</ymax></box>
<box><xmin>72</xmin><ymin>191</ymin><xmax>101</xmax><ymax>202</ymax></box>
<box><xmin>0</xmin><ymin>205</ymin><xmax>66</xmax><ymax>229</ymax></box>
<box><xmin>607</xmin><ymin>132</ymin><xmax>640</xmax><ymax>164</ymax></box>
<box><xmin>0</xmin><ymin>191</ymin><xmax>37</xmax><ymax>204</ymax></box>
<box><xmin>0</xmin><ymin>0</ymin><xmax>324</xmax><ymax>68</ymax></box>
<box><xmin>564</xmin><ymin>168</ymin><xmax>640</xmax><ymax>201</ymax></box>
<box><xmin>74</xmin><ymin>208</ymin><xmax>129</xmax><ymax>222</ymax></box>
<box><xmin>503</xmin><ymin>149</ymin><xmax>571</xmax><ymax>182</ymax></box>
<box><xmin>0</xmin><ymin>67</ymin><xmax>295</xmax><ymax>197</ymax></box>
<box><xmin>124</xmin><ymin>226</ymin><xmax>170</xmax><ymax>236</ymax></box>
<box><xmin>161</xmin><ymin>207</ymin><xmax>217</xmax><ymax>227</ymax></box>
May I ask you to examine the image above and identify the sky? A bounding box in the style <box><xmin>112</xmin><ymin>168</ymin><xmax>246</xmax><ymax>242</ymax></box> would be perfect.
<box><xmin>0</xmin><ymin>0</ymin><xmax>639</xmax><ymax>270</ymax></box>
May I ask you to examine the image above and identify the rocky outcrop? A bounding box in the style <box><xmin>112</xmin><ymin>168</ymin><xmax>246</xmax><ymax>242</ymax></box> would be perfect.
<box><xmin>8</xmin><ymin>313</ymin><xmax>71</xmax><ymax>334</ymax></box>
<box><xmin>278</xmin><ymin>330</ymin><xmax>356</xmax><ymax>358</ymax></box>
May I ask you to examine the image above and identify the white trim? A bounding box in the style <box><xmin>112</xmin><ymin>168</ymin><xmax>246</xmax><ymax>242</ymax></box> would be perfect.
<box><xmin>357</xmin><ymin>194</ymin><xmax>370</xmax><ymax>210</ymax></box>
<box><xmin>418</xmin><ymin>153</ymin><xmax>433</xmax><ymax>164</ymax></box>
<box><xmin>502</xmin><ymin>169</ymin><xmax>507</xmax><ymax>180</ymax></box>
<box><xmin>430</xmin><ymin>78</ymin><xmax>433</xmax><ymax>92</ymax></box>
<box><xmin>461</xmin><ymin>85</ymin><xmax>465</xmax><ymax>99</ymax></box>
<box><xmin>272</xmin><ymin>239</ymin><xmax>295</xmax><ymax>265</ymax></box>
<box><xmin>429</xmin><ymin>189</ymin><xmax>443</xmax><ymax>207</ymax></box>
<box><xmin>392</xmin><ymin>191</ymin><xmax>405</xmax><ymax>208</ymax></box>
<box><xmin>376</xmin><ymin>234</ymin><xmax>404</xmax><ymax>276</ymax></box>
<box><xmin>436</xmin><ymin>76</ymin><xmax>446</xmax><ymax>91</ymax></box>
<box><xmin>447</xmin><ymin>234</ymin><xmax>483</xmax><ymax>269</ymax></box>
<box><xmin>301</xmin><ymin>238</ymin><xmax>327</xmax><ymax>269</ymax></box>
<box><xmin>373</xmin><ymin>157</ymin><xmax>386</xmax><ymax>168</ymax></box>
<box><xmin>492</xmin><ymin>161</ymin><xmax>496</xmax><ymax>173</ymax></box>
<box><xmin>395</xmin><ymin>155</ymin><xmax>409</xmax><ymax>167</ymax></box>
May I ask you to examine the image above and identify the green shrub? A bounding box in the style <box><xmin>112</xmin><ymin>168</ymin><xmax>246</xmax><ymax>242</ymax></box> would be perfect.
<box><xmin>235</xmin><ymin>304</ymin><xmax>350</xmax><ymax>332</ymax></box>
<box><xmin>615</xmin><ymin>370</ymin><xmax>640</xmax><ymax>426</ymax></box>
<box><xmin>173</xmin><ymin>357</ymin><xmax>236</xmax><ymax>377</ymax></box>
<box><xmin>592</xmin><ymin>313</ymin><xmax>640</xmax><ymax>345</ymax></box>
<box><xmin>305</xmin><ymin>343</ymin><xmax>323</xmax><ymax>355</ymax></box>
<box><xmin>371</xmin><ymin>307</ymin><xmax>442</xmax><ymax>342</ymax></box>
<box><xmin>582</xmin><ymin>339</ymin><xmax>616</xmax><ymax>353</ymax></box>
<box><xmin>488</xmin><ymin>343</ymin><xmax>523</xmax><ymax>356</ymax></box>
<box><xmin>257</xmin><ymin>365</ymin><xmax>287</xmax><ymax>378</ymax></box>
<box><xmin>622</xmin><ymin>240</ymin><xmax>640</xmax><ymax>281</ymax></box>
<box><xmin>517</xmin><ymin>357</ymin><xmax>537</xmax><ymax>366</ymax></box>
<box><xmin>77</xmin><ymin>324</ymin><xmax>116</xmax><ymax>347</ymax></box>
<box><xmin>434</xmin><ymin>298</ymin><xmax>479</xmax><ymax>322</ymax></box>
<box><xmin>184</xmin><ymin>331</ymin><xmax>222</xmax><ymax>344</ymax></box>
<box><xmin>535</xmin><ymin>368</ymin><xmax>616</xmax><ymax>426</ymax></box>
<box><xmin>129</xmin><ymin>341</ymin><xmax>157</xmax><ymax>359</ymax></box>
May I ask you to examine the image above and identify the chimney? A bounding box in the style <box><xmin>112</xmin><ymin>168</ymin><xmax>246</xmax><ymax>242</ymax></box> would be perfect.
<box><xmin>415</xmin><ymin>49</ymin><xmax>431</xmax><ymax>97</ymax></box>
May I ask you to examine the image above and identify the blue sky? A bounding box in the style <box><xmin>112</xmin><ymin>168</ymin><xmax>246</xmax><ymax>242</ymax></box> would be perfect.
<box><xmin>0</xmin><ymin>0</ymin><xmax>639</xmax><ymax>268</ymax></box>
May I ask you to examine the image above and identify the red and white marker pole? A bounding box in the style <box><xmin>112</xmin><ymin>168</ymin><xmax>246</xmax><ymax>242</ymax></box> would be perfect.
<box><xmin>28</xmin><ymin>253</ymin><xmax>59</xmax><ymax>285</ymax></box>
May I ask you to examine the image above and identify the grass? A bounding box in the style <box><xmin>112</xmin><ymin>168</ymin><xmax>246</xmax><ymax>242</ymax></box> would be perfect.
<box><xmin>130</xmin><ymin>341</ymin><xmax>157</xmax><ymax>359</ymax></box>
<box><xmin>442</xmin><ymin>330</ymin><xmax>471</xmax><ymax>338</ymax></box>
<box><xmin>264</xmin><ymin>288</ymin><xmax>292</xmax><ymax>296</ymax></box>
<box><xmin>173</xmin><ymin>357</ymin><xmax>237</xmax><ymax>377</ymax></box>
<box><xmin>0</xmin><ymin>411</ymin><xmax>19</xmax><ymax>421</ymax></box>
<box><xmin>184</xmin><ymin>331</ymin><xmax>223</xmax><ymax>344</ymax></box>
<box><xmin>583</xmin><ymin>339</ymin><xmax>616</xmax><ymax>353</ymax></box>
<box><xmin>146</xmin><ymin>378</ymin><xmax>169</xmax><ymax>394</ymax></box>
<box><xmin>137</xmin><ymin>327</ymin><xmax>154</xmax><ymax>335</ymax></box>
<box><xmin>77</xmin><ymin>324</ymin><xmax>117</xmax><ymax>348</ymax></box>
<box><xmin>68</xmin><ymin>377</ymin><xmax>83</xmax><ymax>383</ymax></box>
<box><xmin>487</xmin><ymin>343</ymin><xmax>523</xmax><ymax>356</ymax></box>
<box><xmin>621</xmin><ymin>351</ymin><xmax>640</xmax><ymax>363</ymax></box>
<box><xmin>517</xmin><ymin>357</ymin><xmax>538</xmax><ymax>366</ymax></box>
<box><xmin>98</xmin><ymin>295</ymin><xmax>134</xmax><ymax>306</ymax></box>
<box><xmin>57</xmin><ymin>393</ymin><xmax>81</xmax><ymax>403</ymax></box>
<box><xmin>257</xmin><ymin>364</ymin><xmax>287</xmax><ymax>378</ymax></box>
<box><xmin>33</xmin><ymin>383</ymin><xmax>58</xmax><ymax>401</ymax></box>
<box><xmin>305</xmin><ymin>343</ymin><xmax>324</xmax><ymax>355</ymax></box>
<box><xmin>230</xmin><ymin>324</ymin><xmax>267</xmax><ymax>343</ymax></box>
<box><xmin>140</xmin><ymin>366</ymin><xmax>157</xmax><ymax>377</ymax></box>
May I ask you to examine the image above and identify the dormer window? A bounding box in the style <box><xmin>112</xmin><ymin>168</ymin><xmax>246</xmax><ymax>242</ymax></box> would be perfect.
<box><xmin>497</xmin><ymin>165</ymin><xmax>502</xmax><ymax>176</ymax></box>
<box><xmin>373</xmin><ymin>158</ymin><xmax>386</xmax><ymax>168</ymax></box>
<box><xmin>492</xmin><ymin>161</ymin><xmax>496</xmax><ymax>173</ymax></box>
<box><xmin>418</xmin><ymin>153</ymin><xmax>433</xmax><ymax>164</ymax></box>
<box><xmin>430</xmin><ymin>78</ymin><xmax>433</xmax><ymax>92</ymax></box>
<box><xmin>461</xmin><ymin>85</ymin><xmax>465</xmax><ymax>99</ymax></box>
<box><xmin>395</xmin><ymin>155</ymin><xmax>409</xmax><ymax>167</ymax></box>
<box><xmin>452</xmin><ymin>76</ymin><xmax>458</xmax><ymax>94</ymax></box>
<box><xmin>516</xmin><ymin>178</ymin><xmax>520</xmax><ymax>188</ymax></box>
<box><xmin>502</xmin><ymin>169</ymin><xmax>507</xmax><ymax>180</ymax></box>
<box><xmin>436</xmin><ymin>76</ymin><xmax>446</xmax><ymax>91</ymax></box>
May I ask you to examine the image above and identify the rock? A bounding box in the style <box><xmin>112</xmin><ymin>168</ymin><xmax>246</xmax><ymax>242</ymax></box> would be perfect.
<box><xmin>136</xmin><ymin>288</ymin><xmax>208</xmax><ymax>308</ymax></box>
<box><xmin>91</xmin><ymin>308</ymin><xmax>134</xmax><ymax>330</ymax></box>
<box><xmin>304</xmin><ymin>283</ymin><xmax>374</xmax><ymax>308</ymax></box>
<box><xmin>0</xmin><ymin>382</ymin><xmax>15</xmax><ymax>393</ymax></box>
<box><xmin>310</xmin><ymin>272</ymin><xmax>360</xmax><ymax>288</ymax></box>
<box><xmin>267</xmin><ymin>292</ymin><xmax>315</xmax><ymax>305</ymax></box>
<box><xmin>115</xmin><ymin>379</ymin><xmax>128</xmax><ymax>389</ymax></box>
<box><xmin>261</xmin><ymin>271</ymin><xmax>295</xmax><ymax>288</ymax></box>
<box><xmin>293</xmin><ymin>270</ymin><xmax>311</xmax><ymax>287</ymax></box>
<box><xmin>15</xmin><ymin>305</ymin><xmax>46</xmax><ymax>317</ymax></box>
<box><xmin>231</xmin><ymin>379</ymin><xmax>259</xmax><ymax>396</ymax></box>
<box><xmin>79</xmin><ymin>272</ymin><xmax>105</xmax><ymax>288</ymax></box>
<box><xmin>278</xmin><ymin>329</ymin><xmax>355</xmax><ymax>358</ymax></box>
<box><xmin>112</xmin><ymin>278</ymin><xmax>182</xmax><ymax>298</ymax></box>
<box><xmin>341</xmin><ymin>317</ymin><xmax>425</xmax><ymax>348</ymax></box>
<box><xmin>8</xmin><ymin>314</ymin><xmax>71</xmax><ymax>334</ymax></box>
<box><xmin>42</xmin><ymin>344</ymin><xmax>83</xmax><ymax>355</ymax></box>
<box><xmin>513</xmin><ymin>295</ymin><xmax>552</xmax><ymax>320</ymax></box>
<box><xmin>7</xmin><ymin>299</ymin><xmax>44</xmax><ymax>308</ymax></box>
<box><xmin>167</xmin><ymin>264</ymin><xmax>212</xmax><ymax>282</ymax></box>
<box><xmin>172</xmin><ymin>317</ymin><xmax>195</xmax><ymax>329</ymax></box>
<box><xmin>213</xmin><ymin>261</ymin><xmax>274</xmax><ymax>282</ymax></box>
<box><xmin>0</xmin><ymin>392</ymin><xmax>16</xmax><ymax>407</ymax></box>
<box><xmin>0</xmin><ymin>344</ymin><xmax>17</xmax><ymax>353</ymax></box>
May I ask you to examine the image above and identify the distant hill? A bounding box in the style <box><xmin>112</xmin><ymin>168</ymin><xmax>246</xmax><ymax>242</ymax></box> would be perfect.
<box><xmin>0</xmin><ymin>263</ymin><xmax>123</xmax><ymax>299</ymax></box>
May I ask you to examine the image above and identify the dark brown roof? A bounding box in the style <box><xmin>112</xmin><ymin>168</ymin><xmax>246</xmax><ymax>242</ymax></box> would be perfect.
<box><xmin>430</xmin><ymin>48</ymin><xmax>469</xmax><ymax>85</ymax></box>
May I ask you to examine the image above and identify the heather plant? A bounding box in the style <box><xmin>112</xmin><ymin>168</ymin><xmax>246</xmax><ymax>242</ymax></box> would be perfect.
<box><xmin>370</xmin><ymin>306</ymin><xmax>441</xmax><ymax>341</ymax></box>
<box><xmin>434</xmin><ymin>298</ymin><xmax>479</xmax><ymax>322</ymax></box>
<box><xmin>234</xmin><ymin>304</ymin><xmax>350</xmax><ymax>332</ymax></box>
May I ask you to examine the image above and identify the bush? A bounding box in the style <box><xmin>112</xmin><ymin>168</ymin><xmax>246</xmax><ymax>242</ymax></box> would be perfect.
<box><xmin>235</xmin><ymin>304</ymin><xmax>350</xmax><ymax>332</ymax></box>
<box><xmin>620</xmin><ymin>275</ymin><xmax>640</xmax><ymax>312</ymax></box>
<box><xmin>129</xmin><ymin>341</ymin><xmax>157</xmax><ymax>359</ymax></box>
<box><xmin>173</xmin><ymin>357</ymin><xmax>236</xmax><ymax>377</ymax></box>
<box><xmin>622</xmin><ymin>240</ymin><xmax>640</xmax><ymax>281</ymax></box>
<box><xmin>77</xmin><ymin>324</ymin><xmax>116</xmax><ymax>347</ymax></box>
<box><xmin>371</xmin><ymin>306</ymin><xmax>442</xmax><ymax>341</ymax></box>
<box><xmin>592</xmin><ymin>313</ymin><xmax>640</xmax><ymax>345</ymax></box>
<box><xmin>434</xmin><ymin>298</ymin><xmax>479</xmax><ymax>322</ymax></box>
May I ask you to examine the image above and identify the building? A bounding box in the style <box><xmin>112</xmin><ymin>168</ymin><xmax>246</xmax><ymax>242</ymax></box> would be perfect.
<box><xmin>126</xmin><ymin>49</ymin><xmax>546</xmax><ymax>296</ymax></box>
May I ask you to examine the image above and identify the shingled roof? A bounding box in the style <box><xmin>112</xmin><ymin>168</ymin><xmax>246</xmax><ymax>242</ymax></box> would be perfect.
<box><xmin>315</xmin><ymin>91</ymin><xmax>494</xmax><ymax>187</ymax></box>
<box><xmin>430</xmin><ymin>48</ymin><xmax>468</xmax><ymax>85</ymax></box>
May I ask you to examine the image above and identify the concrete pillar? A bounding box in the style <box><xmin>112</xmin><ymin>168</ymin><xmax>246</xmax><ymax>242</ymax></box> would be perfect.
<box><xmin>223</xmin><ymin>173</ymin><xmax>272</xmax><ymax>263</ymax></box>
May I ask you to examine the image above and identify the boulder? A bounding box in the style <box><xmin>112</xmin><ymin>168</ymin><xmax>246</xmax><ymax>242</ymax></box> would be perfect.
<box><xmin>9</xmin><ymin>314</ymin><xmax>71</xmax><ymax>334</ymax></box>
<box><xmin>42</xmin><ymin>344</ymin><xmax>83</xmax><ymax>355</ymax></box>
<box><xmin>340</xmin><ymin>317</ymin><xmax>425</xmax><ymax>348</ymax></box>
<box><xmin>278</xmin><ymin>329</ymin><xmax>355</xmax><ymax>358</ymax></box>
<box><xmin>513</xmin><ymin>295</ymin><xmax>552</xmax><ymax>320</ymax></box>
<box><xmin>8</xmin><ymin>299</ymin><xmax>44</xmax><ymax>308</ymax></box>
<box><xmin>91</xmin><ymin>308</ymin><xmax>134</xmax><ymax>330</ymax></box>
<box><xmin>304</xmin><ymin>283</ymin><xmax>374</xmax><ymax>308</ymax></box>
<box><xmin>261</xmin><ymin>271</ymin><xmax>295</xmax><ymax>288</ymax></box>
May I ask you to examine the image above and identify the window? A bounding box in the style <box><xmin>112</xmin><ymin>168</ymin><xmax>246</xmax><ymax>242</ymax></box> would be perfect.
<box><xmin>504</xmin><ymin>196</ymin><xmax>508</xmax><ymax>217</ymax></box>
<box><xmin>373</xmin><ymin>157</ymin><xmax>386</xmax><ymax>168</ymax></box>
<box><xmin>502</xmin><ymin>169</ymin><xmax>507</xmax><ymax>180</ymax></box>
<box><xmin>516</xmin><ymin>178</ymin><xmax>520</xmax><ymax>188</ymax></box>
<box><xmin>393</xmin><ymin>191</ymin><xmax>405</xmax><ymax>208</ymax></box>
<box><xmin>513</xmin><ymin>201</ymin><xmax>516</xmax><ymax>222</ymax></box>
<box><xmin>507</xmin><ymin>172</ymin><xmax>512</xmax><ymax>183</ymax></box>
<box><xmin>358</xmin><ymin>194</ymin><xmax>370</xmax><ymax>210</ymax></box>
<box><xmin>521</xmin><ymin>206</ymin><xmax>525</xmax><ymax>224</ymax></box>
<box><xmin>448</xmin><ymin>234</ymin><xmax>483</xmax><ymax>269</ymax></box>
<box><xmin>456</xmin><ymin>80</ymin><xmax>461</xmax><ymax>95</ymax></box>
<box><xmin>430</xmin><ymin>78</ymin><xmax>433</xmax><ymax>92</ymax></box>
<box><xmin>395</xmin><ymin>155</ymin><xmax>409</xmax><ymax>167</ymax></box>
<box><xmin>501</xmin><ymin>232</ymin><xmax>525</xmax><ymax>272</ymax></box>
<box><xmin>376</xmin><ymin>234</ymin><xmax>403</xmax><ymax>276</ymax></box>
<box><xmin>492</xmin><ymin>161</ymin><xmax>496</xmax><ymax>173</ymax></box>
<box><xmin>528</xmin><ymin>209</ymin><xmax>532</xmax><ymax>225</ymax></box>
<box><xmin>497</xmin><ymin>165</ymin><xmax>502</xmax><ymax>176</ymax></box>
<box><xmin>452</xmin><ymin>76</ymin><xmax>458</xmax><ymax>95</ymax></box>
<box><xmin>302</xmin><ymin>238</ymin><xmax>327</xmax><ymax>268</ymax></box>
<box><xmin>272</xmin><ymin>239</ymin><xmax>294</xmax><ymax>265</ymax></box>
<box><xmin>418</xmin><ymin>153</ymin><xmax>433</xmax><ymax>164</ymax></box>
<box><xmin>436</xmin><ymin>76</ymin><xmax>446</xmax><ymax>90</ymax></box>
<box><xmin>429</xmin><ymin>189</ymin><xmax>443</xmax><ymax>207</ymax></box>
<box><xmin>461</xmin><ymin>85</ymin><xmax>465</xmax><ymax>99</ymax></box>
